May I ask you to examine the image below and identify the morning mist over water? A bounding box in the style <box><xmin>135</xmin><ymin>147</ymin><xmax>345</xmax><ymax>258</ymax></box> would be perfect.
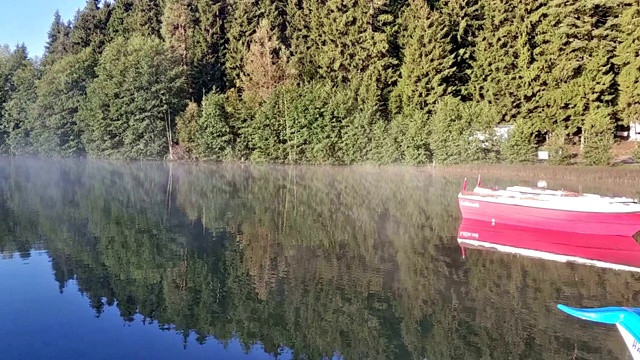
<box><xmin>0</xmin><ymin>157</ymin><xmax>638</xmax><ymax>359</ymax></box>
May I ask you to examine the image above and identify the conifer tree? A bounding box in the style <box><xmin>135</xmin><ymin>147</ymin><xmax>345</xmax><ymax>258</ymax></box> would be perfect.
<box><xmin>501</xmin><ymin>119</ymin><xmax>537</xmax><ymax>164</ymax></box>
<box><xmin>440</xmin><ymin>0</ymin><xmax>483</xmax><ymax>98</ymax></box>
<box><xmin>391</xmin><ymin>1</ymin><xmax>454</xmax><ymax>114</ymax></box>
<box><xmin>107</xmin><ymin>0</ymin><xmax>135</xmax><ymax>39</ymax></box>
<box><xmin>70</xmin><ymin>0</ymin><xmax>110</xmax><ymax>54</ymax></box>
<box><xmin>615</xmin><ymin>3</ymin><xmax>640</xmax><ymax>126</ymax></box>
<box><xmin>468</xmin><ymin>0</ymin><xmax>539</xmax><ymax>123</ymax></box>
<box><xmin>239</xmin><ymin>19</ymin><xmax>287</xmax><ymax>105</ymax></box>
<box><xmin>300</xmin><ymin>0</ymin><xmax>397</xmax><ymax>107</ymax></box>
<box><xmin>1</xmin><ymin>45</ymin><xmax>38</xmax><ymax>155</ymax></box>
<box><xmin>285</xmin><ymin>0</ymin><xmax>314</xmax><ymax>83</ymax></box>
<box><xmin>176</xmin><ymin>101</ymin><xmax>200</xmax><ymax>154</ymax></box>
<box><xmin>529</xmin><ymin>0</ymin><xmax>618</xmax><ymax>136</ymax></box>
<box><xmin>80</xmin><ymin>35</ymin><xmax>186</xmax><ymax>159</ymax></box>
<box><xmin>224</xmin><ymin>0</ymin><xmax>285</xmax><ymax>89</ymax></box>
<box><xmin>191</xmin><ymin>0</ymin><xmax>227</xmax><ymax>99</ymax></box>
<box><xmin>130</xmin><ymin>0</ymin><xmax>164</xmax><ymax>38</ymax></box>
<box><xmin>581</xmin><ymin>107</ymin><xmax>614</xmax><ymax>166</ymax></box>
<box><xmin>32</xmin><ymin>48</ymin><xmax>98</xmax><ymax>157</ymax></box>
<box><xmin>430</xmin><ymin>97</ymin><xmax>501</xmax><ymax>164</ymax></box>
<box><xmin>0</xmin><ymin>45</ymin><xmax>13</xmax><ymax>120</ymax></box>
<box><xmin>42</xmin><ymin>11</ymin><xmax>73</xmax><ymax>67</ymax></box>
<box><xmin>196</xmin><ymin>91</ymin><xmax>235</xmax><ymax>160</ymax></box>
<box><xmin>162</xmin><ymin>0</ymin><xmax>195</xmax><ymax>69</ymax></box>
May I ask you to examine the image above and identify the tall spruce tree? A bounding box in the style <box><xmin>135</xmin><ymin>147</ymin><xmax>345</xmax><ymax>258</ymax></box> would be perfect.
<box><xmin>285</xmin><ymin>0</ymin><xmax>314</xmax><ymax>83</ymax></box>
<box><xmin>0</xmin><ymin>46</ymin><xmax>12</xmax><ymax>152</ymax></box>
<box><xmin>42</xmin><ymin>11</ymin><xmax>73</xmax><ymax>67</ymax></box>
<box><xmin>80</xmin><ymin>35</ymin><xmax>186</xmax><ymax>159</ymax></box>
<box><xmin>299</xmin><ymin>0</ymin><xmax>397</xmax><ymax>108</ymax></box>
<box><xmin>130</xmin><ymin>0</ymin><xmax>164</xmax><ymax>38</ymax></box>
<box><xmin>391</xmin><ymin>1</ymin><xmax>454</xmax><ymax>114</ymax></box>
<box><xmin>191</xmin><ymin>0</ymin><xmax>227</xmax><ymax>100</ymax></box>
<box><xmin>468</xmin><ymin>0</ymin><xmax>541</xmax><ymax>124</ymax></box>
<box><xmin>615</xmin><ymin>2</ymin><xmax>640</xmax><ymax>126</ymax></box>
<box><xmin>440</xmin><ymin>0</ymin><xmax>483</xmax><ymax>99</ymax></box>
<box><xmin>107</xmin><ymin>0</ymin><xmax>135</xmax><ymax>39</ymax></box>
<box><xmin>70</xmin><ymin>0</ymin><xmax>110</xmax><ymax>54</ymax></box>
<box><xmin>529</xmin><ymin>0</ymin><xmax>618</xmax><ymax>137</ymax></box>
<box><xmin>32</xmin><ymin>48</ymin><xmax>98</xmax><ymax>157</ymax></box>
<box><xmin>239</xmin><ymin>19</ymin><xmax>287</xmax><ymax>105</ymax></box>
<box><xmin>162</xmin><ymin>0</ymin><xmax>195</xmax><ymax>69</ymax></box>
<box><xmin>224</xmin><ymin>0</ymin><xmax>285</xmax><ymax>89</ymax></box>
<box><xmin>1</xmin><ymin>45</ymin><xmax>38</xmax><ymax>155</ymax></box>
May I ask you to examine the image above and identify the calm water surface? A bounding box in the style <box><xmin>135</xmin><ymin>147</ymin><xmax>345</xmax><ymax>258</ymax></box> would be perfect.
<box><xmin>0</xmin><ymin>157</ymin><xmax>638</xmax><ymax>359</ymax></box>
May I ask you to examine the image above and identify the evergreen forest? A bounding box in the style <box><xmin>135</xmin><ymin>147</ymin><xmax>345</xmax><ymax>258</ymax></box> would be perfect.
<box><xmin>1</xmin><ymin>0</ymin><xmax>640</xmax><ymax>165</ymax></box>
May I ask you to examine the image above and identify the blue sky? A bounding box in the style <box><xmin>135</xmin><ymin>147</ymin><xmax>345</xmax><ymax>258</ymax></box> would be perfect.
<box><xmin>0</xmin><ymin>0</ymin><xmax>87</xmax><ymax>57</ymax></box>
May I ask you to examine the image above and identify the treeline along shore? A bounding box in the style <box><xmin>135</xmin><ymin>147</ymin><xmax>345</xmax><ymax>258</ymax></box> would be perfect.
<box><xmin>1</xmin><ymin>0</ymin><xmax>640</xmax><ymax>166</ymax></box>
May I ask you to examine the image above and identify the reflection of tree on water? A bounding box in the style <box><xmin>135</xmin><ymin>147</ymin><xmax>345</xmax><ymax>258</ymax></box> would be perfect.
<box><xmin>0</xmin><ymin>158</ymin><xmax>637</xmax><ymax>359</ymax></box>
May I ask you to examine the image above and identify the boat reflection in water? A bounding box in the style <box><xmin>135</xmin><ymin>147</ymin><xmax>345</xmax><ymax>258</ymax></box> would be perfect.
<box><xmin>457</xmin><ymin>217</ymin><xmax>640</xmax><ymax>359</ymax></box>
<box><xmin>456</xmin><ymin>218</ymin><xmax>640</xmax><ymax>272</ymax></box>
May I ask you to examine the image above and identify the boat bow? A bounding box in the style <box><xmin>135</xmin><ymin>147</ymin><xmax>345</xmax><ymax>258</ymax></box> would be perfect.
<box><xmin>558</xmin><ymin>304</ymin><xmax>640</xmax><ymax>359</ymax></box>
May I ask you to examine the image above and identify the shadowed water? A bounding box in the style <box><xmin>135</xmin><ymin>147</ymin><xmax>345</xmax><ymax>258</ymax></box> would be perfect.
<box><xmin>0</xmin><ymin>157</ymin><xmax>639</xmax><ymax>360</ymax></box>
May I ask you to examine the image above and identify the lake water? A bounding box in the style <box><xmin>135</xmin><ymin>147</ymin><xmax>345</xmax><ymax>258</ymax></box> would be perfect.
<box><xmin>0</xmin><ymin>157</ymin><xmax>639</xmax><ymax>360</ymax></box>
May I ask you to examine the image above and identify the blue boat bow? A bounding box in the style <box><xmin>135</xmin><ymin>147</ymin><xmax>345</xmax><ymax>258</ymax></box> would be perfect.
<box><xmin>557</xmin><ymin>304</ymin><xmax>640</xmax><ymax>359</ymax></box>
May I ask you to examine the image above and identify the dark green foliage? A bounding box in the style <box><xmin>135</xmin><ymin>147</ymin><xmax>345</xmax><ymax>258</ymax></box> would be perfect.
<box><xmin>42</xmin><ymin>11</ymin><xmax>73</xmax><ymax>67</ymax></box>
<box><xmin>0</xmin><ymin>46</ymin><xmax>11</xmax><ymax>151</ymax></box>
<box><xmin>191</xmin><ymin>0</ymin><xmax>227</xmax><ymax>99</ymax></box>
<box><xmin>161</xmin><ymin>0</ymin><xmax>196</xmax><ymax>70</ymax></box>
<box><xmin>32</xmin><ymin>48</ymin><xmax>98</xmax><ymax>157</ymax></box>
<box><xmin>1</xmin><ymin>45</ymin><xmax>38</xmax><ymax>155</ymax></box>
<box><xmin>131</xmin><ymin>0</ymin><xmax>164</xmax><ymax>38</ymax></box>
<box><xmin>176</xmin><ymin>101</ymin><xmax>201</xmax><ymax>155</ymax></box>
<box><xmin>581</xmin><ymin>107</ymin><xmax>614</xmax><ymax>166</ymax></box>
<box><xmin>391</xmin><ymin>1</ymin><xmax>454</xmax><ymax>115</ymax></box>
<box><xmin>246</xmin><ymin>85</ymin><xmax>290</xmax><ymax>162</ymax></box>
<box><xmin>440</xmin><ymin>0</ymin><xmax>483</xmax><ymax>99</ymax></box>
<box><xmin>70</xmin><ymin>0</ymin><xmax>111</xmax><ymax>54</ymax></box>
<box><xmin>107</xmin><ymin>0</ymin><xmax>134</xmax><ymax>39</ymax></box>
<box><xmin>7</xmin><ymin>0</ymin><xmax>640</xmax><ymax>164</ymax></box>
<box><xmin>161</xmin><ymin>0</ymin><xmax>228</xmax><ymax>101</ymax></box>
<box><xmin>224</xmin><ymin>0</ymin><xmax>285</xmax><ymax>89</ymax></box>
<box><xmin>500</xmin><ymin>120</ymin><xmax>537</xmax><ymax>164</ymax></box>
<box><xmin>389</xmin><ymin>109</ymin><xmax>432</xmax><ymax>164</ymax></box>
<box><xmin>80</xmin><ymin>35</ymin><xmax>185</xmax><ymax>159</ymax></box>
<box><xmin>196</xmin><ymin>91</ymin><xmax>235</xmax><ymax>160</ymax></box>
<box><xmin>468</xmin><ymin>0</ymin><xmax>539</xmax><ymax>123</ymax></box>
<box><xmin>430</xmin><ymin>97</ymin><xmax>500</xmax><ymax>165</ymax></box>
<box><xmin>247</xmin><ymin>82</ymin><xmax>388</xmax><ymax>164</ymax></box>
<box><xmin>298</xmin><ymin>0</ymin><xmax>397</xmax><ymax>108</ymax></box>
<box><xmin>529</xmin><ymin>0</ymin><xmax>618</xmax><ymax>134</ymax></box>
<box><xmin>615</xmin><ymin>3</ymin><xmax>640</xmax><ymax>125</ymax></box>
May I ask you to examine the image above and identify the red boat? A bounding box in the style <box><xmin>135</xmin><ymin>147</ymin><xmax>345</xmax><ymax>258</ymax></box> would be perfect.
<box><xmin>457</xmin><ymin>177</ymin><xmax>640</xmax><ymax>237</ymax></box>
<box><xmin>457</xmin><ymin>218</ymin><xmax>640</xmax><ymax>272</ymax></box>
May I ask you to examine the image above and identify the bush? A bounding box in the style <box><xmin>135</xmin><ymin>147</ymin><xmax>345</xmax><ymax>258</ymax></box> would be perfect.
<box><xmin>246</xmin><ymin>82</ymin><xmax>386</xmax><ymax>164</ymax></box>
<box><xmin>430</xmin><ymin>97</ymin><xmax>501</xmax><ymax>165</ymax></box>
<box><xmin>545</xmin><ymin>130</ymin><xmax>572</xmax><ymax>165</ymax></box>
<box><xmin>197</xmin><ymin>91</ymin><xmax>234</xmax><ymax>160</ymax></box>
<box><xmin>389</xmin><ymin>109</ymin><xmax>432</xmax><ymax>165</ymax></box>
<box><xmin>581</xmin><ymin>108</ymin><xmax>614</xmax><ymax>166</ymax></box>
<box><xmin>501</xmin><ymin>120</ymin><xmax>537</xmax><ymax>164</ymax></box>
<box><xmin>176</xmin><ymin>101</ymin><xmax>200</xmax><ymax>156</ymax></box>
